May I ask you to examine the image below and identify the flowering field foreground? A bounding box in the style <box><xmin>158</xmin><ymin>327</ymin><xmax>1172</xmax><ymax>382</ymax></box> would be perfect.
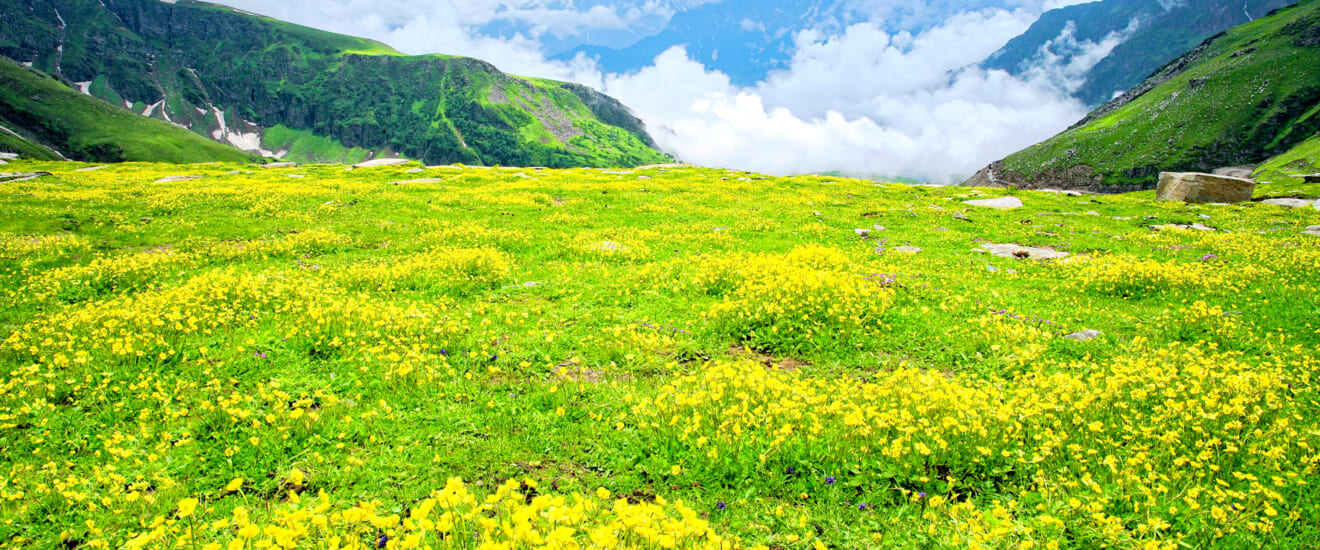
<box><xmin>0</xmin><ymin>161</ymin><xmax>1318</xmax><ymax>549</ymax></box>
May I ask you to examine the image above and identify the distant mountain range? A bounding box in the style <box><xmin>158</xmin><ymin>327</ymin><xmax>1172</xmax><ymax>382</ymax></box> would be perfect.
<box><xmin>967</xmin><ymin>0</ymin><xmax>1320</xmax><ymax>190</ymax></box>
<box><xmin>0</xmin><ymin>0</ymin><xmax>667</xmax><ymax>167</ymax></box>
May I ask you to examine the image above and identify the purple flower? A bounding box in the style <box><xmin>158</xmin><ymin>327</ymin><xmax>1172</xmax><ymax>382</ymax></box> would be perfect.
<box><xmin>439</xmin><ymin>349</ymin><xmax>449</xmax><ymax>356</ymax></box>
<box><xmin>857</xmin><ymin>503</ymin><xmax>868</xmax><ymax>511</ymax></box>
<box><xmin>716</xmin><ymin>501</ymin><xmax>727</xmax><ymax>511</ymax></box>
<box><xmin>376</xmin><ymin>534</ymin><xmax>388</xmax><ymax>548</ymax></box>
<box><xmin>1199</xmin><ymin>253</ymin><xmax>1218</xmax><ymax>262</ymax></box>
<box><xmin>785</xmin><ymin>466</ymin><xmax>797</xmax><ymax>476</ymax></box>
<box><xmin>918</xmin><ymin>492</ymin><xmax>928</xmax><ymax>498</ymax></box>
<box><xmin>825</xmin><ymin>476</ymin><xmax>836</xmax><ymax>485</ymax></box>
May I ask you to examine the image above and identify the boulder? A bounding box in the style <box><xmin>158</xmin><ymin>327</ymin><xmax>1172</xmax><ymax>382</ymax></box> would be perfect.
<box><xmin>963</xmin><ymin>196</ymin><xmax>1023</xmax><ymax>210</ymax></box>
<box><xmin>0</xmin><ymin>171</ymin><xmax>52</xmax><ymax>183</ymax></box>
<box><xmin>1261</xmin><ymin>198</ymin><xmax>1314</xmax><ymax>208</ymax></box>
<box><xmin>1155</xmin><ymin>172</ymin><xmax>1255</xmax><ymax>203</ymax></box>
<box><xmin>1212</xmin><ymin>166</ymin><xmax>1255</xmax><ymax>179</ymax></box>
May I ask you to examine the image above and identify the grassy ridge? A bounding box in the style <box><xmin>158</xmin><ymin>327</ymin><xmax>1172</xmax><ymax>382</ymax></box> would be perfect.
<box><xmin>989</xmin><ymin>0</ymin><xmax>1320</xmax><ymax>190</ymax></box>
<box><xmin>0</xmin><ymin>0</ymin><xmax>668</xmax><ymax>168</ymax></box>
<box><xmin>0</xmin><ymin>160</ymin><xmax>1317</xmax><ymax>548</ymax></box>
<box><xmin>0</xmin><ymin>58</ymin><xmax>253</xmax><ymax>163</ymax></box>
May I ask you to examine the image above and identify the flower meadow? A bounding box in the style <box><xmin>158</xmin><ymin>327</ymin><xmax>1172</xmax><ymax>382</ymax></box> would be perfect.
<box><xmin>0</xmin><ymin>161</ymin><xmax>1318</xmax><ymax>549</ymax></box>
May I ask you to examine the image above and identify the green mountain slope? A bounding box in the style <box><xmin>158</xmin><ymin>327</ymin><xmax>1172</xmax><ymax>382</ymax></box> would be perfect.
<box><xmin>983</xmin><ymin>0</ymin><xmax>1298</xmax><ymax>107</ymax></box>
<box><xmin>968</xmin><ymin>0</ymin><xmax>1320</xmax><ymax>191</ymax></box>
<box><xmin>0</xmin><ymin>57</ymin><xmax>253</xmax><ymax>163</ymax></box>
<box><xmin>0</xmin><ymin>0</ymin><xmax>667</xmax><ymax>167</ymax></box>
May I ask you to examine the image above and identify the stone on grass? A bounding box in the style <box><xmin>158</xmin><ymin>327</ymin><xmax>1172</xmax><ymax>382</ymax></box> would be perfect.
<box><xmin>963</xmin><ymin>196</ymin><xmax>1023</xmax><ymax>210</ymax></box>
<box><xmin>0</xmin><ymin>171</ymin><xmax>53</xmax><ymax>183</ymax></box>
<box><xmin>1261</xmin><ymin>198</ymin><xmax>1314</xmax><ymax>208</ymax></box>
<box><xmin>1064</xmin><ymin>329</ymin><xmax>1104</xmax><ymax>341</ymax></box>
<box><xmin>1153</xmin><ymin>223</ymin><xmax>1216</xmax><ymax>232</ymax></box>
<box><xmin>262</xmin><ymin>162</ymin><xmax>299</xmax><ymax>168</ymax></box>
<box><xmin>1155</xmin><ymin>172</ymin><xmax>1255</xmax><ymax>204</ymax></box>
<box><xmin>352</xmin><ymin>158</ymin><xmax>410</xmax><ymax>168</ymax></box>
<box><xmin>75</xmin><ymin>165</ymin><xmax>107</xmax><ymax>172</ymax></box>
<box><xmin>154</xmin><ymin>175</ymin><xmax>200</xmax><ymax>183</ymax></box>
<box><xmin>980</xmin><ymin>243</ymin><xmax>1069</xmax><ymax>260</ymax></box>
<box><xmin>891</xmin><ymin>246</ymin><xmax>922</xmax><ymax>254</ymax></box>
<box><xmin>592</xmin><ymin>241</ymin><xmax>627</xmax><ymax>252</ymax></box>
<box><xmin>854</xmin><ymin>228</ymin><xmax>872</xmax><ymax>238</ymax></box>
<box><xmin>387</xmin><ymin>178</ymin><xmax>445</xmax><ymax>185</ymax></box>
<box><xmin>953</xmin><ymin>211</ymin><xmax>971</xmax><ymax>222</ymax></box>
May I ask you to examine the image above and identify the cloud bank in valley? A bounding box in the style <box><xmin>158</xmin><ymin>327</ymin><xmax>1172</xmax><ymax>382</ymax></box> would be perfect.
<box><xmin>210</xmin><ymin>0</ymin><xmax>1124</xmax><ymax>182</ymax></box>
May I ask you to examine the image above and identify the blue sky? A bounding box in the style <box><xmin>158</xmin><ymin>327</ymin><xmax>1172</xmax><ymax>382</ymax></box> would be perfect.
<box><xmin>209</xmin><ymin>0</ymin><xmax>1107</xmax><ymax>180</ymax></box>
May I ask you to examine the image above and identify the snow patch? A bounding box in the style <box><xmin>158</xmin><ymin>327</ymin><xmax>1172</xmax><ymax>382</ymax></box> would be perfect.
<box><xmin>74</xmin><ymin>81</ymin><xmax>92</xmax><ymax>95</ymax></box>
<box><xmin>20</xmin><ymin>62</ymin><xmax>32</xmax><ymax>68</ymax></box>
<box><xmin>123</xmin><ymin>100</ymin><xmax>132</xmax><ymax>109</ymax></box>
<box><xmin>142</xmin><ymin>100</ymin><xmax>163</xmax><ymax>118</ymax></box>
<box><xmin>210</xmin><ymin>106</ymin><xmax>228</xmax><ymax>140</ymax></box>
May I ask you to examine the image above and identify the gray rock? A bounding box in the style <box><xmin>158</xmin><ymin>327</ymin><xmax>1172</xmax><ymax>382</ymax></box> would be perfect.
<box><xmin>1261</xmin><ymin>198</ymin><xmax>1314</xmax><ymax>208</ymax></box>
<box><xmin>387</xmin><ymin>178</ymin><xmax>446</xmax><ymax>185</ymax></box>
<box><xmin>1303</xmin><ymin>231</ymin><xmax>1320</xmax><ymax>237</ymax></box>
<box><xmin>1064</xmin><ymin>329</ymin><xmax>1104</xmax><ymax>341</ymax></box>
<box><xmin>980</xmin><ymin>243</ymin><xmax>1070</xmax><ymax>260</ymax></box>
<box><xmin>812</xmin><ymin>211</ymin><xmax>822</xmax><ymax>217</ymax></box>
<box><xmin>953</xmin><ymin>211</ymin><xmax>971</xmax><ymax>222</ymax></box>
<box><xmin>1307</xmin><ymin>226</ymin><xmax>1320</xmax><ymax>231</ymax></box>
<box><xmin>872</xmin><ymin>225</ymin><xmax>887</xmax><ymax>231</ymax></box>
<box><xmin>287</xmin><ymin>174</ymin><xmax>305</xmax><ymax>178</ymax></box>
<box><xmin>592</xmin><ymin>241</ymin><xmax>627</xmax><ymax>252</ymax></box>
<box><xmin>352</xmin><ymin>158</ymin><xmax>410</xmax><ymax>168</ymax></box>
<box><xmin>963</xmin><ymin>196</ymin><xmax>1023</xmax><ymax>210</ymax></box>
<box><xmin>0</xmin><ymin>171</ymin><xmax>53</xmax><ymax>183</ymax></box>
<box><xmin>1155</xmin><ymin>172</ymin><xmax>1255</xmax><ymax>204</ymax></box>
<box><xmin>262</xmin><ymin>162</ymin><xmax>299</xmax><ymax>168</ymax></box>
<box><xmin>75</xmin><ymin>165</ymin><xmax>108</xmax><ymax>172</ymax></box>
<box><xmin>154</xmin><ymin>175</ymin><xmax>200</xmax><ymax>183</ymax></box>
<box><xmin>1153</xmin><ymin>223</ymin><xmax>1216</xmax><ymax>232</ymax></box>
<box><xmin>891</xmin><ymin>246</ymin><xmax>922</xmax><ymax>253</ymax></box>
<box><xmin>854</xmin><ymin>228</ymin><xmax>872</xmax><ymax>238</ymax></box>
<box><xmin>405</xmin><ymin>168</ymin><xmax>425</xmax><ymax>174</ymax></box>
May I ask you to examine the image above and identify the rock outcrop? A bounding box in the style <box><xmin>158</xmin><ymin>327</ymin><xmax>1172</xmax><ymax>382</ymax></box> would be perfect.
<box><xmin>1154</xmin><ymin>172</ymin><xmax>1256</xmax><ymax>203</ymax></box>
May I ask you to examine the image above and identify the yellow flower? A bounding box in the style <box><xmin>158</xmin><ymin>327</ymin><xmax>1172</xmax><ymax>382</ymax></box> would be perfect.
<box><xmin>596</xmin><ymin>487</ymin><xmax>610</xmax><ymax>500</ymax></box>
<box><xmin>287</xmin><ymin>469</ymin><xmax>305</xmax><ymax>487</ymax></box>
<box><xmin>176</xmin><ymin>498</ymin><xmax>199</xmax><ymax>519</ymax></box>
<box><xmin>238</xmin><ymin>524</ymin><xmax>260</xmax><ymax>539</ymax></box>
<box><xmin>225</xmin><ymin>478</ymin><xmax>244</xmax><ymax>492</ymax></box>
<box><xmin>670</xmin><ymin>464</ymin><xmax>682</xmax><ymax>476</ymax></box>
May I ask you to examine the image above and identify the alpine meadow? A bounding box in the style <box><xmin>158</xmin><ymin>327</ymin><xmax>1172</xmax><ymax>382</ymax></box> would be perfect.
<box><xmin>1</xmin><ymin>0</ymin><xmax>1320</xmax><ymax>549</ymax></box>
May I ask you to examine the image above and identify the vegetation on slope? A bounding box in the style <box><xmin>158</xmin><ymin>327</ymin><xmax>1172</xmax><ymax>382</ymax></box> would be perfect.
<box><xmin>0</xmin><ymin>0</ymin><xmax>666</xmax><ymax>167</ymax></box>
<box><xmin>0</xmin><ymin>58</ymin><xmax>253</xmax><ymax>163</ymax></box>
<box><xmin>0</xmin><ymin>160</ymin><xmax>1317</xmax><ymax>548</ymax></box>
<box><xmin>973</xmin><ymin>0</ymin><xmax>1320</xmax><ymax>191</ymax></box>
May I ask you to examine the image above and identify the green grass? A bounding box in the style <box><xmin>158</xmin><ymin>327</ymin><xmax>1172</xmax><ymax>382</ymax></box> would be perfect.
<box><xmin>0</xmin><ymin>160</ymin><xmax>1317</xmax><ymax>549</ymax></box>
<box><xmin>260</xmin><ymin>124</ymin><xmax>373</xmax><ymax>164</ymax></box>
<box><xmin>0</xmin><ymin>59</ymin><xmax>253</xmax><ymax>164</ymax></box>
<box><xmin>998</xmin><ymin>0</ymin><xmax>1320</xmax><ymax>188</ymax></box>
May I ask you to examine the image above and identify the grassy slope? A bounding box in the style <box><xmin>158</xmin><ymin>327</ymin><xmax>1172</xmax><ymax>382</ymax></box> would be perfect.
<box><xmin>1255</xmin><ymin>131</ymin><xmax>1320</xmax><ymax>185</ymax></box>
<box><xmin>0</xmin><ymin>0</ymin><xmax>667</xmax><ymax>168</ymax></box>
<box><xmin>995</xmin><ymin>0</ymin><xmax>1320</xmax><ymax>189</ymax></box>
<box><xmin>0</xmin><ymin>58</ymin><xmax>253</xmax><ymax>163</ymax></box>
<box><xmin>0</xmin><ymin>161</ymin><xmax>1317</xmax><ymax>548</ymax></box>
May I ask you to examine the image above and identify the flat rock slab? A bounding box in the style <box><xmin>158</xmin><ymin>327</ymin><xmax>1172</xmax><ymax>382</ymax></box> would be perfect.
<box><xmin>1040</xmin><ymin>189</ymin><xmax>1084</xmax><ymax>196</ymax></box>
<box><xmin>155</xmin><ymin>176</ymin><xmax>200</xmax><ymax>183</ymax></box>
<box><xmin>352</xmin><ymin>158</ymin><xmax>410</xmax><ymax>168</ymax></box>
<box><xmin>0</xmin><ymin>171</ymin><xmax>53</xmax><ymax>183</ymax></box>
<box><xmin>1261</xmin><ymin>198</ymin><xmax>1314</xmax><ymax>207</ymax></box>
<box><xmin>1156</xmin><ymin>172</ymin><xmax>1255</xmax><ymax>203</ymax></box>
<box><xmin>891</xmin><ymin>246</ymin><xmax>922</xmax><ymax>254</ymax></box>
<box><xmin>405</xmin><ymin>168</ymin><xmax>425</xmax><ymax>174</ymax></box>
<box><xmin>963</xmin><ymin>196</ymin><xmax>1023</xmax><ymax>210</ymax></box>
<box><xmin>981</xmin><ymin>243</ymin><xmax>1069</xmax><ymax>260</ymax></box>
<box><xmin>262</xmin><ymin>162</ymin><xmax>299</xmax><ymax>168</ymax></box>
<box><xmin>387</xmin><ymin>178</ymin><xmax>446</xmax><ymax>185</ymax></box>
<box><xmin>1153</xmin><ymin>223</ymin><xmax>1216</xmax><ymax>232</ymax></box>
<box><xmin>1064</xmin><ymin>329</ymin><xmax>1104</xmax><ymax>341</ymax></box>
<box><xmin>75</xmin><ymin>165</ymin><xmax>108</xmax><ymax>172</ymax></box>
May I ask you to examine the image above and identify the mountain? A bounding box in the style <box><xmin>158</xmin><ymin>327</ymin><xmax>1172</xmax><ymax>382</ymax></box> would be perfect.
<box><xmin>965</xmin><ymin>0</ymin><xmax>1320</xmax><ymax>191</ymax></box>
<box><xmin>0</xmin><ymin>0</ymin><xmax>667</xmax><ymax>167</ymax></box>
<box><xmin>983</xmin><ymin>0</ymin><xmax>1299</xmax><ymax>107</ymax></box>
<box><xmin>0</xmin><ymin>57</ymin><xmax>253</xmax><ymax>163</ymax></box>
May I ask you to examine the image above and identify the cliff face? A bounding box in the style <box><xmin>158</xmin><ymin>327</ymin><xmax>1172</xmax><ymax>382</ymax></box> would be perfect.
<box><xmin>0</xmin><ymin>0</ymin><xmax>667</xmax><ymax>167</ymax></box>
<box><xmin>967</xmin><ymin>0</ymin><xmax>1320</xmax><ymax>191</ymax></box>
